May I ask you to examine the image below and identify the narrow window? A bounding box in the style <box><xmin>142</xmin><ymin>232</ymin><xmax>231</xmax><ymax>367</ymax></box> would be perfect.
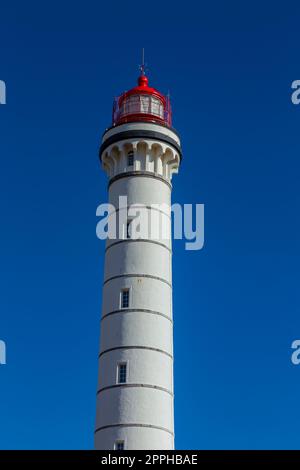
<box><xmin>126</xmin><ymin>220</ymin><xmax>132</xmax><ymax>239</ymax></box>
<box><xmin>121</xmin><ymin>289</ymin><xmax>129</xmax><ymax>308</ymax></box>
<box><xmin>127</xmin><ymin>150</ymin><xmax>134</xmax><ymax>167</ymax></box>
<box><xmin>118</xmin><ymin>363</ymin><xmax>127</xmax><ymax>384</ymax></box>
<box><xmin>114</xmin><ymin>440</ymin><xmax>125</xmax><ymax>450</ymax></box>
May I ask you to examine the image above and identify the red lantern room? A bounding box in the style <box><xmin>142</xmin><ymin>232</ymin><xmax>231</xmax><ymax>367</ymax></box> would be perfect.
<box><xmin>112</xmin><ymin>72</ymin><xmax>172</xmax><ymax>128</ymax></box>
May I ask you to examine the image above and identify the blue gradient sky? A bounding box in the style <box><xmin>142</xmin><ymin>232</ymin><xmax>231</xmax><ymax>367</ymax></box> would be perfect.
<box><xmin>1</xmin><ymin>0</ymin><xmax>300</xmax><ymax>449</ymax></box>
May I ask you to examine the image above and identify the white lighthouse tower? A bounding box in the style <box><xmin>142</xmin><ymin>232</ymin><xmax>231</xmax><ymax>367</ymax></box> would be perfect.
<box><xmin>95</xmin><ymin>65</ymin><xmax>181</xmax><ymax>450</ymax></box>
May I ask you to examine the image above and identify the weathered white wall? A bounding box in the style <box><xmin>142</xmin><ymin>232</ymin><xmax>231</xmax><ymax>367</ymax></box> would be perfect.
<box><xmin>99</xmin><ymin>313</ymin><xmax>173</xmax><ymax>354</ymax></box>
<box><xmin>102</xmin><ymin>276</ymin><xmax>172</xmax><ymax>318</ymax></box>
<box><xmin>96</xmin><ymin>387</ymin><xmax>173</xmax><ymax>428</ymax></box>
<box><xmin>104</xmin><ymin>243</ymin><xmax>171</xmax><ymax>283</ymax></box>
<box><xmin>95</xmin><ymin>426</ymin><xmax>174</xmax><ymax>450</ymax></box>
<box><xmin>97</xmin><ymin>348</ymin><xmax>173</xmax><ymax>390</ymax></box>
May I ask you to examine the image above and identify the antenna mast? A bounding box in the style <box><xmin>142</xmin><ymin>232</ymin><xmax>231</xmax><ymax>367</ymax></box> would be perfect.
<box><xmin>140</xmin><ymin>48</ymin><xmax>146</xmax><ymax>75</ymax></box>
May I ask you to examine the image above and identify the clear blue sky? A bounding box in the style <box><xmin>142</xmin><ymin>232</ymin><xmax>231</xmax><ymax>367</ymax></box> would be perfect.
<box><xmin>1</xmin><ymin>0</ymin><xmax>300</xmax><ymax>450</ymax></box>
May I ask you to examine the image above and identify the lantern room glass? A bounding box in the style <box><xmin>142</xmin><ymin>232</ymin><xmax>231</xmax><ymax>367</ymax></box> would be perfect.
<box><xmin>119</xmin><ymin>94</ymin><xmax>164</xmax><ymax>120</ymax></box>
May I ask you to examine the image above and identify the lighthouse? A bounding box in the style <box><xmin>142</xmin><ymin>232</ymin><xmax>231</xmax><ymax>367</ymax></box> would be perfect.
<box><xmin>95</xmin><ymin>65</ymin><xmax>182</xmax><ymax>450</ymax></box>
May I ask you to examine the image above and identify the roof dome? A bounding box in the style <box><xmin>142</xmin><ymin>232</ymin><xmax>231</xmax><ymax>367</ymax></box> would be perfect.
<box><xmin>112</xmin><ymin>74</ymin><xmax>172</xmax><ymax>127</ymax></box>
